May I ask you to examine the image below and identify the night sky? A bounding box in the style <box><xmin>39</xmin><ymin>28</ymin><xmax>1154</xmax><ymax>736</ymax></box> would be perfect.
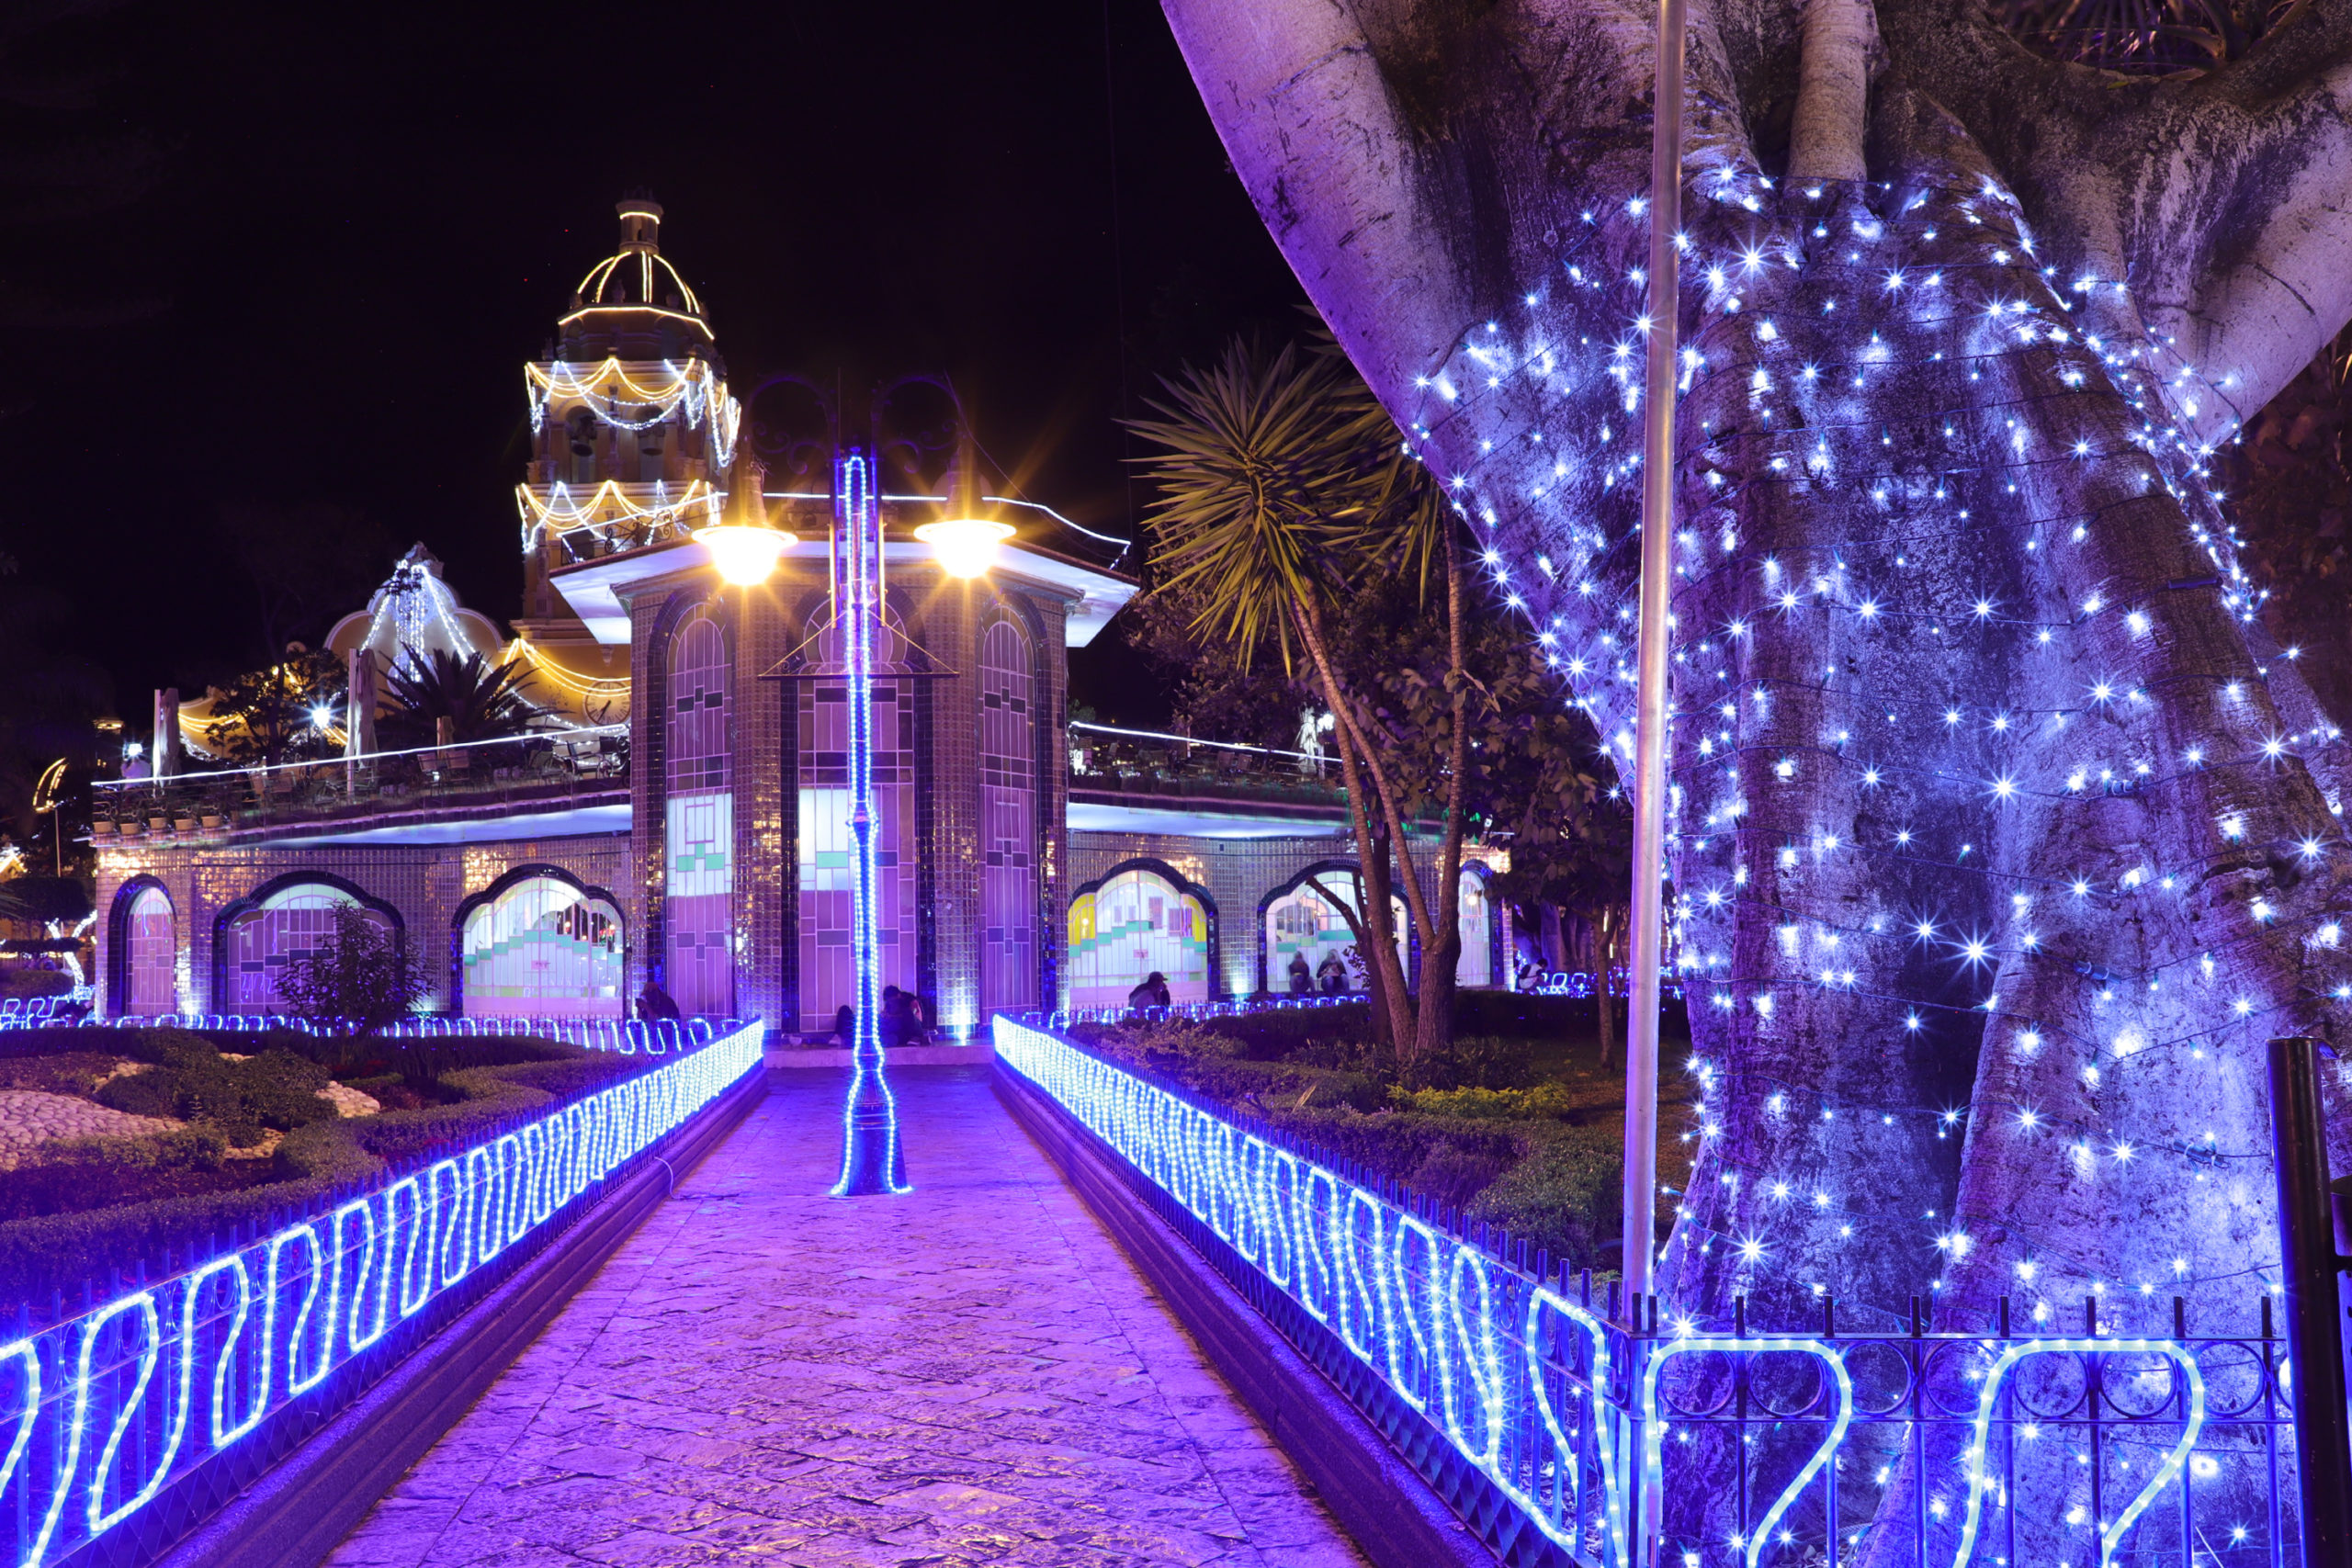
<box><xmin>2</xmin><ymin>1</ymin><xmax>1307</xmax><ymax>728</ymax></box>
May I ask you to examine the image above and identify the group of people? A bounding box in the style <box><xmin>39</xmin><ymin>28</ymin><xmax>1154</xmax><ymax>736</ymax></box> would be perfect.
<box><xmin>829</xmin><ymin>985</ymin><xmax>931</xmax><ymax>1047</ymax></box>
<box><xmin>1285</xmin><ymin>950</ymin><xmax>1351</xmax><ymax>995</ymax></box>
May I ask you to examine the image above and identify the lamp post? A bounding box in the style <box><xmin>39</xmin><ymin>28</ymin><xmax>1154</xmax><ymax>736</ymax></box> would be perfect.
<box><xmin>702</xmin><ymin>378</ymin><xmax>1006</xmax><ymax>1197</ymax></box>
<box><xmin>828</xmin><ymin>445</ymin><xmax>910</xmax><ymax>1195</ymax></box>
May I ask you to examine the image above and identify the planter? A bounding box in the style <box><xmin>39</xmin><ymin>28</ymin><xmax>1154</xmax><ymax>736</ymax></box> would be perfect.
<box><xmin>119</xmin><ymin>822</ymin><xmax>141</xmax><ymax>838</ymax></box>
<box><xmin>174</xmin><ymin>818</ymin><xmax>197</xmax><ymax>832</ymax></box>
<box><xmin>148</xmin><ymin>816</ymin><xmax>169</xmax><ymax>831</ymax></box>
<box><xmin>200</xmin><ymin>813</ymin><xmax>224</xmax><ymax>829</ymax></box>
<box><xmin>92</xmin><ymin>820</ymin><xmax>115</xmax><ymax>837</ymax></box>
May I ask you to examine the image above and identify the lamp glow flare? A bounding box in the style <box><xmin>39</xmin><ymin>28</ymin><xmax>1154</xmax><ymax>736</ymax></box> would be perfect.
<box><xmin>914</xmin><ymin>517</ymin><xmax>1014</xmax><ymax>579</ymax></box>
<box><xmin>692</xmin><ymin>522</ymin><xmax>795</xmax><ymax>587</ymax></box>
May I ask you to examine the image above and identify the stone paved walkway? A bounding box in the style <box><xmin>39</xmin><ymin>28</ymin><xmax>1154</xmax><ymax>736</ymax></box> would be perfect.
<box><xmin>331</xmin><ymin>1066</ymin><xmax>1367</xmax><ymax>1568</ymax></box>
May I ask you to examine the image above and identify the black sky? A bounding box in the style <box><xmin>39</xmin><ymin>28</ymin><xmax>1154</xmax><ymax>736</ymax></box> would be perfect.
<box><xmin>1</xmin><ymin>1</ymin><xmax>1307</xmax><ymax>728</ymax></box>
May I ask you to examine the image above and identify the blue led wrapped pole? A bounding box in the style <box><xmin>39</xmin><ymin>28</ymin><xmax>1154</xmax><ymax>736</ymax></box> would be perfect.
<box><xmin>831</xmin><ymin>448</ymin><xmax>909</xmax><ymax>1196</ymax></box>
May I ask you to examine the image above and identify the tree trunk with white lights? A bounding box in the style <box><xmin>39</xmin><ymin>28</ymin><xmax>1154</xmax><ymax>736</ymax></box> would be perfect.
<box><xmin>1160</xmin><ymin>0</ymin><xmax>2352</xmax><ymax>1555</ymax></box>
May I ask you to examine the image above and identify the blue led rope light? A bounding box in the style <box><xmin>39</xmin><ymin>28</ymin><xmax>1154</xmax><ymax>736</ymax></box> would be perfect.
<box><xmin>0</xmin><ymin>1021</ymin><xmax>762</xmax><ymax>1568</ymax></box>
<box><xmin>995</xmin><ymin>1016</ymin><xmax>1630</xmax><ymax>1560</ymax></box>
<box><xmin>994</xmin><ymin>1018</ymin><xmax>2233</xmax><ymax>1567</ymax></box>
<box><xmin>832</xmin><ymin>449</ymin><xmax>909</xmax><ymax>1196</ymax></box>
<box><xmin>1638</xmin><ymin>1337</ymin><xmax>1852</xmax><ymax>1568</ymax></box>
<box><xmin>1947</xmin><ymin>1338</ymin><xmax>2206</xmax><ymax>1568</ymax></box>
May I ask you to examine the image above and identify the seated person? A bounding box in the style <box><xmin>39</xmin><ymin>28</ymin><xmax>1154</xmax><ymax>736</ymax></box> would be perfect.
<box><xmin>636</xmin><ymin>980</ymin><xmax>682</xmax><ymax>1021</ymax></box>
<box><xmin>1127</xmin><ymin>970</ymin><xmax>1173</xmax><ymax>1010</ymax></box>
<box><xmin>1316</xmin><ymin>952</ymin><xmax>1348</xmax><ymax>993</ymax></box>
<box><xmin>880</xmin><ymin>986</ymin><xmax>930</xmax><ymax>1047</ymax></box>
<box><xmin>1287</xmin><ymin>952</ymin><xmax>1312</xmax><ymax>994</ymax></box>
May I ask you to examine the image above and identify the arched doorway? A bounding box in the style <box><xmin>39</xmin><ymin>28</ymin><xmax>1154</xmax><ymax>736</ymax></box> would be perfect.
<box><xmin>112</xmin><ymin>881</ymin><xmax>177</xmax><ymax>1016</ymax></box>
<box><xmin>458</xmin><ymin>870</ymin><xmax>626</xmax><ymax>1018</ymax></box>
<box><xmin>796</xmin><ymin>614</ymin><xmax>919</xmax><ymax>1032</ymax></box>
<box><xmin>1456</xmin><ymin>865</ymin><xmax>1496</xmax><ymax>988</ymax></box>
<box><xmin>1261</xmin><ymin>865</ymin><xmax>1404</xmax><ymax>996</ymax></box>
<box><xmin>1069</xmin><ymin>863</ymin><xmax>1212</xmax><ymax>1008</ymax></box>
<box><xmin>218</xmin><ymin>879</ymin><xmax>398</xmax><ymax>1014</ymax></box>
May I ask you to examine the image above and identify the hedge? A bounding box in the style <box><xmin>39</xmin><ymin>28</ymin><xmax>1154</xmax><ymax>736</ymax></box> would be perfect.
<box><xmin>0</xmin><ymin>1032</ymin><xmax>645</xmax><ymax>1310</ymax></box>
<box><xmin>1071</xmin><ymin>1020</ymin><xmax>1627</xmax><ymax>1271</ymax></box>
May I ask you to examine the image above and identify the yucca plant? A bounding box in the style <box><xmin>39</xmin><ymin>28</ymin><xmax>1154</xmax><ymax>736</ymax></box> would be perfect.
<box><xmin>1128</xmin><ymin>336</ymin><xmax>1474</xmax><ymax>1060</ymax></box>
<box><xmin>379</xmin><ymin>649</ymin><xmax>537</xmax><ymax>749</ymax></box>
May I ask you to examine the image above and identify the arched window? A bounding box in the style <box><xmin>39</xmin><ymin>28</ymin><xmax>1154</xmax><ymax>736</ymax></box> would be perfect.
<box><xmin>222</xmin><ymin>884</ymin><xmax>394</xmax><ymax>1013</ymax></box>
<box><xmin>1456</xmin><ymin>867</ymin><xmax>1494</xmax><ymax>988</ymax></box>
<box><xmin>1262</xmin><ymin>868</ymin><xmax>1404</xmax><ymax>996</ymax></box>
<box><xmin>123</xmin><ymin>886</ymin><xmax>176</xmax><ymax>1016</ymax></box>
<box><xmin>1069</xmin><ymin>866</ymin><xmax>1209</xmax><ymax>1008</ymax></box>
<box><xmin>797</xmin><ymin>616</ymin><xmax>918</xmax><ymax>1032</ymax></box>
<box><xmin>979</xmin><ymin>617</ymin><xmax>1036</xmax><ymax>1013</ymax></box>
<box><xmin>460</xmin><ymin>873</ymin><xmax>625</xmax><ymax>1017</ymax></box>
<box><xmin>665</xmin><ymin>610</ymin><xmax>733</xmax><ymax>1016</ymax></box>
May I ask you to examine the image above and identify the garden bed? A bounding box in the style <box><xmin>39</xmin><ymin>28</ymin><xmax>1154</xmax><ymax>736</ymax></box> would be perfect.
<box><xmin>1068</xmin><ymin>994</ymin><xmax>1693</xmax><ymax>1272</ymax></box>
<box><xmin>0</xmin><ymin>1025</ymin><xmax>650</xmax><ymax>1307</ymax></box>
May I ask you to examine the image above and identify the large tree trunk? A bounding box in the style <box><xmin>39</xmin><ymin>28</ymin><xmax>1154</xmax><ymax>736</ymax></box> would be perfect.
<box><xmin>1160</xmin><ymin>0</ymin><xmax>2352</xmax><ymax>1554</ymax></box>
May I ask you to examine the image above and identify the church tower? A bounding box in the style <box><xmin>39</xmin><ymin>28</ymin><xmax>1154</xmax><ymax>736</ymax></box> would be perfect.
<box><xmin>514</xmin><ymin>197</ymin><xmax>740</xmax><ymax>649</ymax></box>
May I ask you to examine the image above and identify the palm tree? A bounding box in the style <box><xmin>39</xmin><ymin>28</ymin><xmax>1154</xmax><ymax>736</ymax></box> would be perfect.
<box><xmin>379</xmin><ymin>649</ymin><xmax>536</xmax><ymax>750</ymax></box>
<box><xmin>1128</xmin><ymin>337</ymin><xmax>1476</xmax><ymax>1060</ymax></box>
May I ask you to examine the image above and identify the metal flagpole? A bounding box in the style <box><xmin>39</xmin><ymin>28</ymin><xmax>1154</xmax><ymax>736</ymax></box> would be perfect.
<box><xmin>1623</xmin><ymin>0</ymin><xmax>1688</xmax><ymax>1311</ymax></box>
<box><xmin>1623</xmin><ymin>8</ymin><xmax>1687</xmax><ymax>1563</ymax></box>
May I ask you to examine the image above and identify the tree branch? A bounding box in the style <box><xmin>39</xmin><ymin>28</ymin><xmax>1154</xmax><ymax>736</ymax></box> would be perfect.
<box><xmin>1874</xmin><ymin>0</ymin><xmax>2352</xmax><ymax>428</ymax></box>
<box><xmin>1787</xmin><ymin>0</ymin><xmax>1876</xmax><ymax>185</ymax></box>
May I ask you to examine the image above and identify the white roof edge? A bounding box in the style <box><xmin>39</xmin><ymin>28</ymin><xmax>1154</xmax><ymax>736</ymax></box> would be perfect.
<box><xmin>552</xmin><ymin>537</ymin><xmax>1137</xmax><ymax>649</ymax></box>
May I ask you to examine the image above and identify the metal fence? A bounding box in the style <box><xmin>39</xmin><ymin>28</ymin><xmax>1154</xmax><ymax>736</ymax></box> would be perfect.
<box><xmin>6</xmin><ymin>1014</ymin><xmax>733</xmax><ymax>1057</ymax></box>
<box><xmin>0</xmin><ymin>1020</ymin><xmax>764</xmax><ymax>1568</ymax></box>
<box><xmin>1009</xmin><ymin>976</ymin><xmax>1683</xmax><ymax>1032</ymax></box>
<box><xmin>87</xmin><ymin>727</ymin><xmax>627</xmax><ymax>839</ymax></box>
<box><xmin>991</xmin><ymin>1017</ymin><xmax>2304</xmax><ymax>1568</ymax></box>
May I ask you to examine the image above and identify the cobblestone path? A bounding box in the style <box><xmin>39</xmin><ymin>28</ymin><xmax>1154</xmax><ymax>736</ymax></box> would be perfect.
<box><xmin>331</xmin><ymin>1066</ymin><xmax>1367</xmax><ymax>1568</ymax></box>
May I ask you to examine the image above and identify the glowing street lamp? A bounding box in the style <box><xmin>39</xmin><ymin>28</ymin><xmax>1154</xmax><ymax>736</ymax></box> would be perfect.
<box><xmin>693</xmin><ymin>464</ymin><xmax>796</xmax><ymax>585</ymax></box>
<box><xmin>914</xmin><ymin>436</ymin><xmax>1014</xmax><ymax>578</ymax></box>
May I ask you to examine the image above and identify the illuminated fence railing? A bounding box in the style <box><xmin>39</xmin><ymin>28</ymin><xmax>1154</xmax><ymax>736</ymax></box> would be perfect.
<box><xmin>991</xmin><ymin>1018</ymin><xmax>2300</xmax><ymax>1568</ymax></box>
<box><xmin>0</xmin><ymin>1020</ymin><xmax>764</xmax><ymax>1568</ymax></box>
<box><xmin>1012</xmin><ymin>980</ymin><xmax>1683</xmax><ymax>1032</ymax></box>
<box><xmin>17</xmin><ymin>1016</ymin><xmax>730</xmax><ymax>1056</ymax></box>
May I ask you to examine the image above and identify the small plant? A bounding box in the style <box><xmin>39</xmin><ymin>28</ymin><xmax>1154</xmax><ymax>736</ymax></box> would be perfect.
<box><xmin>95</xmin><ymin>1032</ymin><xmax>336</xmax><ymax>1147</ymax></box>
<box><xmin>275</xmin><ymin>902</ymin><xmax>429</xmax><ymax>1036</ymax></box>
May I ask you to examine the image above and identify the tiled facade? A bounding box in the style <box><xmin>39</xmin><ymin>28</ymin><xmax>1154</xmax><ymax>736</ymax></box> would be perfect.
<box><xmin>1071</xmin><ymin>829</ymin><xmax>1514</xmax><ymax>1002</ymax></box>
<box><xmin>94</xmin><ymin>832</ymin><xmax>629</xmax><ymax>1018</ymax></box>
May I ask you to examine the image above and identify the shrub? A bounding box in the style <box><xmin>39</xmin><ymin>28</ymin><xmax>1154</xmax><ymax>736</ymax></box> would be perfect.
<box><xmin>93</xmin><ymin>1032</ymin><xmax>336</xmax><ymax>1147</ymax></box>
<box><xmin>1465</xmin><ymin>1123</ymin><xmax>1623</xmax><ymax>1266</ymax></box>
<box><xmin>0</xmin><ymin>1052</ymin><xmax>120</xmax><ymax>1096</ymax></box>
<box><xmin>275</xmin><ymin>901</ymin><xmax>429</xmax><ymax>1035</ymax></box>
<box><xmin>1077</xmin><ymin>1013</ymin><xmax>1628</xmax><ymax>1272</ymax></box>
<box><xmin>0</xmin><ymin>965</ymin><xmax>75</xmax><ymax>1000</ymax></box>
<box><xmin>1389</xmin><ymin>1082</ymin><xmax>1576</xmax><ymax>1119</ymax></box>
<box><xmin>0</xmin><ymin>1038</ymin><xmax>645</xmax><ymax>1304</ymax></box>
<box><xmin>0</xmin><ymin>1128</ymin><xmax>236</xmax><ymax>1224</ymax></box>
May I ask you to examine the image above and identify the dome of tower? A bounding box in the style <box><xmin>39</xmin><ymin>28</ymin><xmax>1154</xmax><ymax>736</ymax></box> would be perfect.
<box><xmin>560</xmin><ymin>197</ymin><xmax>714</xmax><ymax>351</ymax></box>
